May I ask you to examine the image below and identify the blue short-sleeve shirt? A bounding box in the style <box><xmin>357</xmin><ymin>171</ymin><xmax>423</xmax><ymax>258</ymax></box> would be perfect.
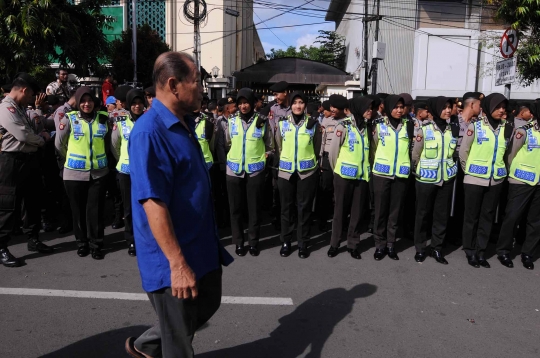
<box><xmin>129</xmin><ymin>99</ymin><xmax>233</xmax><ymax>293</ymax></box>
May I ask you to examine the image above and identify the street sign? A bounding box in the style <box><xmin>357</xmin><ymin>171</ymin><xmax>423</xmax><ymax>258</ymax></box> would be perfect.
<box><xmin>500</xmin><ymin>28</ymin><xmax>518</xmax><ymax>58</ymax></box>
<box><xmin>495</xmin><ymin>57</ymin><xmax>517</xmax><ymax>86</ymax></box>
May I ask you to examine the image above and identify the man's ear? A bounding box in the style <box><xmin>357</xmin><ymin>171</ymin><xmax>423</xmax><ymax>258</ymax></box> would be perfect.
<box><xmin>167</xmin><ymin>77</ymin><xmax>179</xmax><ymax>94</ymax></box>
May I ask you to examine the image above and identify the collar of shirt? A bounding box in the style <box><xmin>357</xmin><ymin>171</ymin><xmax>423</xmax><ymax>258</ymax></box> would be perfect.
<box><xmin>152</xmin><ymin>98</ymin><xmax>195</xmax><ymax>130</ymax></box>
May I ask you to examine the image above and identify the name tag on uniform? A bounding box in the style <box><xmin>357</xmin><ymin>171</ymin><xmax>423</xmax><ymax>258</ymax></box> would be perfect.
<box><xmin>425</xmin><ymin>129</ymin><xmax>435</xmax><ymax>141</ymax></box>
<box><xmin>528</xmin><ymin>131</ymin><xmax>539</xmax><ymax>150</ymax></box>
<box><xmin>325</xmin><ymin>126</ymin><xmax>334</xmax><ymax>133</ymax></box>
<box><xmin>379</xmin><ymin>124</ymin><xmax>390</xmax><ymax>136</ymax></box>
<box><xmin>95</xmin><ymin>123</ymin><xmax>107</xmax><ymax>138</ymax></box>
<box><xmin>73</xmin><ymin>123</ymin><xmax>84</xmax><ymax>140</ymax></box>
<box><xmin>252</xmin><ymin>127</ymin><xmax>262</xmax><ymax>138</ymax></box>
<box><xmin>231</xmin><ymin>121</ymin><xmax>238</xmax><ymax>136</ymax></box>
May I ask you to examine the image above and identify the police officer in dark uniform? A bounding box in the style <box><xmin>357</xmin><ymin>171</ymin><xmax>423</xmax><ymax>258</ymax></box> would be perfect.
<box><xmin>0</xmin><ymin>73</ymin><xmax>53</xmax><ymax>267</ymax></box>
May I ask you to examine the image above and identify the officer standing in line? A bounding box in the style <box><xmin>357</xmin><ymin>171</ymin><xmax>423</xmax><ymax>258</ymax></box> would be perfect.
<box><xmin>399</xmin><ymin>93</ymin><xmax>417</xmax><ymax>241</ymax></box>
<box><xmin>274</xmin><ymin>91</ymin><xmax>321</xmax><ymax>259</ymax></box>
<box><xmin>459</xmin><ymin>93</ymin><xmax>511</xmax><ymax>268</ymax></box>
<box><xmin>224</xmin><ymin>88</ymin><xmax>273</xmax><ymax>257</ymax></box>
<box><xmin>111</xmin><ymin>89</ymin><xmax>145</xmax><ymax>257</ymax></box>
<box><xmin>411</xmin><ymin>97</ymin><xmax>458</xmax><ymax>264</ymax></box>
<box><xmin>327</xmin><ymin>97</ymin><xmax>372</xmax><ymax>259</ymax></box>
<box><xmin>371</xmin><ymin>95</ymin><xmax>414</xmax><ymax>261</ymax></box>
<box><xmin>55</xmin><ymin>87</ymin><xmax>109</xmax><ymax>260</ymax></box>
<box><xmin>144</xmin><ymin>86</ymin><xmax>155</xmax><ymax>110</ymax></box>
<box><xmin>0</xmin><ymin>73</ymin><xmax>53</xmax><ymax>267</ymax></box>
<box><xmin>194</xmin><ymin>104</ymin><xmax>215</xmax><ymax>170</ymax></box>
<box><xmin>512</xmin><ymin>102</ymin><xmax>534</xmax><ymax>128</ymax></box>
<box><xmin>46</xmin><ymin>68</ymin><xmax>70</xmax><ymax>103</ymax></box>
<box><xmin>495</xmin><ymin>102</ymin><xmax>540</xmax><ymax>270</ymax></box>
<box><xmin>365</xmin><ymin>95</ymin><xmax>383</xmax><ymax>232</ymax></box>
<box><xmin>254</xmin><ymin>93</ymin><xmax>265</xmax><ymax>112</ymax></box>
<box><xmin>213</xmin><ymin>98</ymin><xmax>231</xmax><ymax>228</ymax></box>
<box><xmin>105</xmin><ymin>96</ymin><xmax>117</xmax><ymax>113</ymax></box>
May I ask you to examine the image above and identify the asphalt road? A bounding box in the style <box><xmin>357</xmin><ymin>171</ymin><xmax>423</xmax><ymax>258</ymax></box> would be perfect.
<box><xmin>1</xmin><ymin>214</ymin><xmax>539</xmax><ymax>358</ymax></box>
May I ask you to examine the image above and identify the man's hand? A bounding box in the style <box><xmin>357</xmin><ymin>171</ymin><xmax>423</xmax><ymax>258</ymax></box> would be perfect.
<box><xmin>39</xmin><ymin>131</ymin><xmax>51</xmax><ymax>141</ymax></box>
<box><xmin>170</xmin><ymin>261</ymin><xmax>198</xmax><ymax>300</ymax></box>
<box><xmin>35</xmin><ymin>93</ymin><xmax>47</xmax><ymax>108</ymax></box>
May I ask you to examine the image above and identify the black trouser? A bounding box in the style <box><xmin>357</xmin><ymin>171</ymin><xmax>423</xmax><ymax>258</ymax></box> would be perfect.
<box><xmin>400</xmin><ymin>175</ymin><xmax>417</xmax><ymax>239</ymax></box>
<box><xmin>414</xmin><ymin>179</ymin><xmax>454</xmax><ymax>252</ymax></box>
<box><xmin>447</xmin><ymin>164</ymin><xmax>465</xmax><ymax>241</ymax></box>
<box><xmin>496</xmin><ymin>184</ymin><xmax>540</xmax><ymax>257</ymax></box>
<box><xmin>373</xmin><ymin>175</ymin><xmax>408</xmax><ymax>249</ymax></box>
<box><xmin>278</xmin><ymin>172</ymin><xmax>319</xmax><ymax>246</ymax></box>
<box><xmin>226</xmin><ymin>173</ymin><xmax>265</xmax><ymax>246</ymax></box>
<box><xmin>0</xmin><ymin>152</ymin><xmax>41</xmax><ymax>249</ymax></box>
<box><xmin>211</xmin><ymin>167</ymin><xmax>229</xmax><ymax>227</ymax></box>
<box><xmin>368</xmin><ymin>176</ymin><xmax>375</xmax><ymax>230</ymax></box>
<box><xmin>106</xmin><ymin>169</ymin><xmax>123</xmax><ymax>221</ymax></box>
<box><xmin>462</xmin><ymin>183</ymin><xmax>503</xmax><ymax>256</ymax></box>
<box><xmin>135</xmin><ymin>269</ymin><xmax>222</xmax><ymax>358</ymax></box>
<box><xmin>64</xmin><ymin>178</ymin><xmax>106</xmax><ymax>249</ymax></box>
<box><xmin>316</xmin><ymin>156</ymin><xmax>334</xmax><ymax>225</ymax></box>
<box><xmin>117</xmin><ymin>173</ymin><xmax>134</xmax><ymax>245</ymax></box>
<box><xmin>41</xmin><ymin>141</ymin><xmax>62</xmax><ymax>224</ymax></box>
<box><xmin>331</xmin><ymin>174</ymin><xmax>369</xmax><ymax>249</ymax></box>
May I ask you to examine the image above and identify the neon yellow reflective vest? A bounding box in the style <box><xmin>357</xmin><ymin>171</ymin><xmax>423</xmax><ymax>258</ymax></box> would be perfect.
<box><xmin>334</xmin><ymin>119</ymin><xmax>370</xmax><ymax>181</ymax></box>
<box><xmin>65</xmin><ymin>111</ymin><xmax>108</xmax><ymax>172</ymax></box>
<box><xmin>115</xmin><ymin>115</ymin><xmax>134</xmax><ymax>174</ymax></box>
<box><xmin>416</xmin><ymin>122</ymin><xmax>458</xmax><ymax>183</ymax></box>
<box><xmin>509</xmin><ymin>123</ymin><xmax>540</xmax><ymax>185</ymax></box>
<box><xmin>227</xmin><ymin>113</ymin><xmax>266</xmax><ymax>174</ymax></box>
<box><xmin>465</xmin><ymin>118</ymin><xmax>507</xmax><ymax>180</ymax></box>
<box><xmin>195</xmin><ymin>114</ymin><xmax>214</xmax><ymax>169</ymax></box>
<box><xmin>372</xmin><ymin>117</ymin><xmax>411</xmax><ymax>178</ymax></box>
<box><xmin>278</xmin><ymin>115</ymin><xmax>317</xmax><ymax>173</ymax></box>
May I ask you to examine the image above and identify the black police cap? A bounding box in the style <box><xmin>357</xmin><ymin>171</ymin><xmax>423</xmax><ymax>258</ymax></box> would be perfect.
<box><xmin>462</xmin><ymin>92</ymin><xmax>484</xmax><ymax>101</ymax></box>
<box><xmin>115</xmin><ymin>85</ymin><xmax>132</xmax><ymax>102</ymax></box>
<box><xmin>329</xmin><ymin>94</ymin><xmax>348</xmax><ymax>110</ymax></box>
<box><xmin>415</xmin><ymin>102</ymin><xmax>428</xmax><ymax>111</ymax></box>
<box><xmin>254</xmin><ymin>93</ymin><xmax>265</xmax><ymax>101</ymax></box>
<box><xmin>269</xmin><ymin>81</ymin><xmax>289</xmax><ymax>93</ymax></box>
<box><xmin>13</xmin><ymin>72</ymin><xmax>40</xmax><ymax>94</ymax></box>
<box><xmin>322</xmin><ymin>100</ymin><xmax>331</xmax><ymax>111</ymax></box>
<box><xmin>217</xmin><ymin>98</ymin><xmax>228</xmax><ymax>107</ymax></box>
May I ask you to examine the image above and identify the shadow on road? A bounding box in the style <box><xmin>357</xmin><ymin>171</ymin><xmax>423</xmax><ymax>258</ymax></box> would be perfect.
<box><xmin>199</xmin><ymin>283</ymin><xmax>377</xmax><ymax>358</ymax></box>
<box><xmin>38</xmin><ymin>325</ymin><xmax>150</xmax><ymax>358</ymax></box>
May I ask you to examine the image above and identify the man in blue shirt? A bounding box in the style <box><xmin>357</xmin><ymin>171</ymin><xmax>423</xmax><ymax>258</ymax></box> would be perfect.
<box><xmin>125</xmin><ymin>52</ymin><xmax>233</xmax><ymax>358</ymax></box>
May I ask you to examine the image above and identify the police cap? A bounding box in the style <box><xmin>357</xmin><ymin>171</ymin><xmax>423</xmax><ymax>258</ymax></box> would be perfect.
<box><xmin>462</xmin><ymin>92</ymin><xmax>484</xmax><ymax>101</ymax></box>
<box><xmin>254</xmin><ymin>93</ymin><xmax>265</xmax><ymax>101</ymax></box>
<box><xmin>12</xmin><ymin>72</ymin><xmax>40</xmax><ymax>94</ymax></box>
<box><xmin>415</xmin><ymin>102</ymin><xmax>428</xmax><ymax>111</ymax></box>
<box><xmin>322</xmin><ymin>100</ymin><xmax>331</xmax><ymax>111</ymax></box>
<box><xmin>144</xmin><ymin>86</ymin><xmax>155</xmax><ymax>97</ymax></box>
<box><xmin>115</xmin><ymin>85</ymin><xmax>132</xmax><ymax>102</ymax></box>
<box><xmin>217</xmin><ymin>98</ymin><xmax>228</xmax><ymax>107</ymax></box>
<box><xmin>269</xmin><ymin>81</ymin><xmax>288</xmax><ymax>93</ymax></box>
<box><xmin>329</xmin><ymin>94</ymin><xmax>348</xmax><ymax>110</ymax></box>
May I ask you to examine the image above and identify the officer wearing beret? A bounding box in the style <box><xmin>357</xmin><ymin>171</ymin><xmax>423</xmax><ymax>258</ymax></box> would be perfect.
<box><xmin>0</xmin><ymin>73</ymin><xmax>53</xmax><ymax>267</ymax></box>
<box><xmin>254</xmin><ymin>93</ymin><xmax>265</xmax><ymax>112</ymax></box>
<box><xmin>495</xmin><ymin>102</ymin><xmax>540</xmax><ymax>270</ymax></box>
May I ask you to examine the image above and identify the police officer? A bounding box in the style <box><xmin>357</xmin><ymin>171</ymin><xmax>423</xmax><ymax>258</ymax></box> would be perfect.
<box><xmin>111</xmin><ymin>89</ymin><xmax>145</xmax><ymax>257</ymax></box>
<box><xmin>213</xmin><ymin>98</ymin><xmax>231</xmax><ymax>228</ymax></box>
<box><xmin>55</xmin><ymin>87</ymin><xmax>109</xmax><ymax>260</ymax></box>
<box><xmin>512</xmin><ymin>102</ymin><xmax>534</xmax><ymax>128</ymax></box>
<box><xmin>0</xmin><ymin>73</ymin><xmax>53</xmax><ymax>267</ymax></box>
<box><xmin>412</xmin><ymin>97</ymin><xmax>459</xmax><ymax>264</ymax></box>
<box><xmin>371</xmin><ymin>95</ymin><xmax>414</xmax><ymax>261</ymax></box>
<box><xmin>46</xmin><ymin>68</ymin><xmax>70</xmax><ymax>102</ymax></box>
<box><xmin>194</xmin><ymin>105</ymin><xmax>215</xmax><ymax>170</ymax></box>
<box><xmin>275</xmin><ymin>91</ymin><xmax>321</xmax><ymax>258</ymax></box>
<box><xmin>144</xmin><ymin>86</ymin><xmax>155</xmax><ymax>110</ymax></box>
<box><xmin>225</xmin><ymin>88</ymin><xmax>273</xmax><ymax>256</ymax></box>
<box><xmin>495</xmin><ymin>102</ymin><xmax>540</xmax><ymax>270</ymax></box>
<box><xmin>327</xmin><ymin>97</ymin><xmax>372</xmax><ymax>259</ymax></box>
<box><xmin>254</xmin><ymin>93</ymin><xmax>265</xmax><ymax>112</ymax></box>
<box><xmin>459</xmin><ymin>93</ymin><xmax>511</xmax><ymax>268</ymax></box>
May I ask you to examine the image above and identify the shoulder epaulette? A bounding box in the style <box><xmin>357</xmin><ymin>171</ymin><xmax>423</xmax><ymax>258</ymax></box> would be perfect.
<box><xmin>278</xmin><ymin>116</ymin><xmax>288</xmax><ymax>122</ymax></box>
<box><xmin>422</xmin><ymin>121</ymin><xmax>432</xmax><ymax>127</ymax></box>
<box><xmin>374</xmin><ymin>118</ymin><xmax>385</xmax><ymax>124</ymax></box>
<box><xmin>521</xmin><ymin>123</ymin><xmax>534</xmax><ymax>131</ymax></box>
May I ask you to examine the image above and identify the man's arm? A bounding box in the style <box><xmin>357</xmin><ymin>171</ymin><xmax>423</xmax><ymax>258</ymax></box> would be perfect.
<box><xmin>507</xmin><ymin>129</ymin><xmax>526</xmax><ymax>169</ymax></box>
<box><xmin>411</xmin><ymin>128</ymin><xmax>424</xmax><ymax>169</ymax></box>
<box><xmin>111</xmin><ymin>125</ymin><xmax>121</xmax><ymax>161</ymax></box>
<box><xmin>54</xmin><ymin>114</ymin><xmax>71</xmax><ymax>159</ymax></box>
<box><xmin>0</xmin><ymin>105</ymin><xmax>45</xmax><ymax>147</ymax></box>
<box><xmin>142</xmin><ymin>199</ymin><xmax>198</xmax><ymax>300</ymax></box>
<box><xmin>459</xmin><ymin>123</ymin><xmax>475</xmax><ymax>171</ymax></box>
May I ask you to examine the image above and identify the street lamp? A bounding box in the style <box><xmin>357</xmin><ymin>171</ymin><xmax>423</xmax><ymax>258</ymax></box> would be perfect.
<box><xmin>212</xmin><ymin>66</ymin><xmax>220</xmax><ymax>78</ymax></box>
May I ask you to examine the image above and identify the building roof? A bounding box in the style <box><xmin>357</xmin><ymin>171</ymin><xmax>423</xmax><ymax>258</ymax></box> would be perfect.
<box><xmin>232</xmin><ymin>57</ymin><xmax>352</xmax><ymax>85</ymax></box>
<box><xmin>325</xmin><ymin>0</ymin><xmax>351</xmax><ymax>24</ymax></box>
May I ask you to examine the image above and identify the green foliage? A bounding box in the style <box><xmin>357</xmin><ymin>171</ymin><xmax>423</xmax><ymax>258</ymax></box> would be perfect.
<box><xmin>0</xmin><ymin>0</ymin><xmax>112</xmax><ymax>84</ymax></box>
<box><xmin>109</xmin><ymin>24</ymin><xmax>170</xmax><ymax>86</ymax></box>
<box><xmin>265</xmin><ymin>30</ymin><xmax>347</xmax><ymax>71</ymax></box>
<box><xmin>491</xmin><ymin>0</ymin><xmax>540</xmax><ymax>85</ymax></box>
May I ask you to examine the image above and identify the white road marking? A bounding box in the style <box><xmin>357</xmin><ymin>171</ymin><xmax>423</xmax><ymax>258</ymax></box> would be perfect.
<box><xmin>0</xmin><ymin>287</ymin><xmax>293</xmax><ymax>306</ymax></box>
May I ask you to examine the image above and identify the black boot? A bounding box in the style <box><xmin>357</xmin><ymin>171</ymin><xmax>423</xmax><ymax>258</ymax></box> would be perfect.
<box><xmin>0</xmin><ymin>248</ymin><xmax>22</xmax><ymax>267</ymax></box>
<box><xmin>280</xmin><ymin>242</ymin><xmax>291</xmax><ymax>257</ymax></box>
<box><xmin>27</xmin><ymin>238</ymin><xmax>53</xmax><ymax>253</ymax></box>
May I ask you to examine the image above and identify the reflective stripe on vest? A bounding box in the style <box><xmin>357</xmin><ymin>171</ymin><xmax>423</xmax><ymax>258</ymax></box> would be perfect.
<box><xmin>65</xmin><ymin>111</ymin><xmax>108</xmax><ymax>172</ymax></box>
<box><xmin>465</xmin><ymin>119</ymin><xmax>507</xmax><ymax>180</ymax></box>
<box><xmin>278</xmin><ymin>115</ymin><xmax>317</xmax><ymax>173</ymax></box>
<box><xmin>195</xmin><ymin>115</ymin><xmax>214</xmax><ymax>170</ymax></box>
<box><xmin>334</xmin><ymin>120</ymin><xmax>370</xmax><ymax>181</ymax></box>
<box><xmin>509</xmin><ymin>125</ymin><xmax>540</xmax><ymax>185</ymax></box>
<box><xmin>227</xmin><ymin>114</ymin><xmax>266</xmax><ymax>174</ymax></box>
<box><xmin>416</xmin><ymin>123</ymin><xmax>458</xmax><ymax>183</ymax></box>
<box><xmin>115</xmin><ymin>116</ymin><xmax>134</xmax><ymax>174</ymax></box>
<box><xmin>372</xmin><ymin>118</ymin><xmax>410</xmax><ymax>178</ymax></box>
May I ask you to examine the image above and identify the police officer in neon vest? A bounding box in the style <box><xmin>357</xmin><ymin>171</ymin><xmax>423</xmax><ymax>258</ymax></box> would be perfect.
<box><xmin>55</xmin><ymin>87</ymin><xmax>109</xmax><ymax>260</ymax></box>
<box><xmin>111</xmin><ymin>89</ymin><xmax>145</xmax><ymax>257</ymax></box>
<box><xmin>326</xmin><ymin>97</ymin><xmax>372</xmax><ymax>260</ymax></box>
<box><xmin>411</xmin><ymin>97</ymin><xmax>458</xmax><ymax>265</ymax></box>
<box><xmin>275</xmin><ymin>91</ymin><xmax>321</xmax><ymax>259</ymax></box>
<box><xmin>495</xmin><ymin>103</ymin><xmax>540</xmax><ymax>270</ymax></box>
<box><xmin>371</xmin><ymin>95</ymin><xmax>414</xmax><ymax>261</ymax></box>
<box><xmin>459</xmin><ymin>93</ymin><xmax>512</xmax><ymax>268</ymax></box>
<box><xmin>194</xmin><ymin>109</ymin><xmax>215</xmax><ymax>170</ymax></box>
<box><xmin>224</xmin><ymin>88</ymin><xmax>273</xmax><ymax>257</ymax></box>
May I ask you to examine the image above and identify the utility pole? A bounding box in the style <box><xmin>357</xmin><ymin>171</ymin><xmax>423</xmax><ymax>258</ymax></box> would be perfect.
<box><xmin>132</xmin><ymin>0</ymin><xmax>137</xmax><ymax>83</ymax></box>
<box><xmin>193</xmin><ymin>0</ymin><xmax>201</xmax><ymax>70</ymax></box>
<box><xmin>363</xmin><ymin>0</ymin><xmax>369</xmax><ymax>93</ymax></box>
<box><xmin>370</xmin><ymin>0</ymin><xmax>380</xmax><ymax>95</ymax></box>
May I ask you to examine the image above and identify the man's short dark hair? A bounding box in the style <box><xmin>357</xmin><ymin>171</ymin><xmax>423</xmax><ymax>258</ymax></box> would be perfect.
<box><xmin>153</xmin><ymin>52</ymin><xmax>195</xmax><ymax>89</ymax></box>
<box><xmin>207</xmin><ymin>102</ymin><xmax>217</xmax><ymax>111</ymax></box>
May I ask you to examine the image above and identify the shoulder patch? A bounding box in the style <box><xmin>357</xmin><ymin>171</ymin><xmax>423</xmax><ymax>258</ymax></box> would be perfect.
<box><xmin>336</xmin><ymin>130</ymin><xmax>342</xmax><ymax>137</ymax></box>
<box><xmin>113</xmin><ymin>123</ymin><xmax>117</xmax><ymax>131</ymax></box>
<box><xmin>7</xmin><ymin>107</ymin><xmax>15</xmax><ymax>114</ymax></box>
<box><xmin>416</xmin><ymin>134</ymin><xmax>423</xmax><ymax>142</ymax></box>
<box><xmin>59</xmin><ymin>122</ymin><xmax>66</xmax><ymax>130</ymax></box>
<box><xmin>515</xmin><ymin>132</ymin><xmax>523</xmax><ymax>140</ymax></box>
<box><xmin>467</xmin><ymin>129</ymin><xmax>473</xmax><ymax>136</ymax></box>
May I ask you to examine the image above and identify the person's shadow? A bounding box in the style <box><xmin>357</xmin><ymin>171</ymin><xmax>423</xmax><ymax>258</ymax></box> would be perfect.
<box><xmin>199</xmin><ymin>283</ymin><xmax>377</xmax><ymax>358</ymax></box>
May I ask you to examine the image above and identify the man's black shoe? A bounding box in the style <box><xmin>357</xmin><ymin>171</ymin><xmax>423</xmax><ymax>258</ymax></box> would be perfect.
<box><xmin>414</xmin><ymin>251</ymin><xmax>427</xmax><ymax>262</ymax></box>
<box><xmin>478</xmin><ymin>256</ymin><xmax>490</xmax><ymax>268</ymax></box>
<box><xmin>91</xmin><ymin>248</ymin><xmax>104</xmax><ymax>260</ymax></box>
<box><xmin>0</xmin><ymin>249</ymin><xmax>22</xmax><ymax>267</ymax></box>
<box><xmin>521</xmin><ymin>254</ymin><xmax>534</xmax><ymax>270</ymax></box>
<box><xmin>77</xmin><ymin>246</ymin><xmax>90</xmax><ymax>257</ymax></box>
<box><xmin>128</xmin><ymin>244</ymin><xmax>136</xmax><ymax>257</ymax></box>
<box><xmin>348</xmin><ymin>248</ymin><xmax>361</xmax><ymax>260</ymax></box>
<box><xmin>374</xmin><ymin>248</ymin><xmax>386</xmax><ymax>261</ymax></box>
<box><xmin>497</xmin><ymin>254</ymin><xmax>513</xmax><ymax>268</ymax></box>
<box><xmin>298</xmin><ymin>244</ymin><xmax>310</xmax><ymax>259</ymax></box>
<box><xmin>249</xmin><ymin>246</ymin><xmax>259</xmax><ymax>257</ymax></box>
<box><xmin>466</xmin><ymin>254</ymin><xmax>480</xmax><ymax>268</ymax></box>
<box><xmin>386</xmin><ymin>246</ymin><xmax>399</xmax><ymax>260</ymax></box>
<box><xmin>112</xmin><ymin>218</ymin><xmax>125</xmax><ymax>230</ymax></box>
<box><xmin>42</xmin><ymin>222</ymin><xmax>57</xmax><ymax>232</ymax></box>
<box><xmin>235</xmin><ymin>245</ymin><xmax>246</xmax><ymax>257</ymax></box>
<box><xmin>27</xmin><ymin>239</ymin><xmax>53</xmax><ymax>253</ymax></box>
<box><xmin>431</xmin><ymin>250</ymin><xmax>448</xmax><ymax>265</ymax></box>
<box><xmin>280</xmin><ymin>242</ymin><xmax>291</xmax><ymax>257</ymax></box>
<box><xmin>327</xmin><ymin>246</ymin><xmax>339</xmax><ymax>258</ymax></box>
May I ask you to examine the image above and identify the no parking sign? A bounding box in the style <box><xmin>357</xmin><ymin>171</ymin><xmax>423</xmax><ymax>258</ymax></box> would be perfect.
<box><xmin>500</xmin><ymin>28</ymin><xmax>518</xmax><ymax>58</ymax></box>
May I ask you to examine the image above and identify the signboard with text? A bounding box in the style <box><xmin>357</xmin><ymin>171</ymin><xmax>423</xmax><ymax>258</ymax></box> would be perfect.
<box><xmin>495</xmin><ymin>57</ymin><xmax>517</xmax><ymax>86</ymax></box>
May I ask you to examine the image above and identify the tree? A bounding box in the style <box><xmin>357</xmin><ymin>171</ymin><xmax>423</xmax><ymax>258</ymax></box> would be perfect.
<box><xmin>265</xmin><ymin>30</ymin><xmax>347</xmax><ymax>71</ymax></box>
<box><xmin>109</xmin><ymin>24</ymin><xmax>170</xmax><ymax>86</ymax></box>
<box><xmin>491</xmin><ymin>0</ymin><xmax>540</xmax><ymax>85</ymax></box>
<box><xmin>0</xmin><ymin>0</ymin><xmax>111</xmax><ymax>84</ymax></box>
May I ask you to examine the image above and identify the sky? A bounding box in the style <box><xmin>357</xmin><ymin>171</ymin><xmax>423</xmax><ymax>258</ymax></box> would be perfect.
<box><xmin>250</xmin><ymin>0</ymin><xmax>336</xmax><ymax>54</ymax></box>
